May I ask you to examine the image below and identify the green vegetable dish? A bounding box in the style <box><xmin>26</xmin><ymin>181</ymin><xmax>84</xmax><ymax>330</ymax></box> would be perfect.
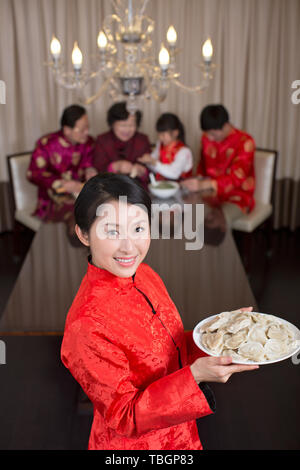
<box><xmin>155</xmin><ymin>182</ymin><xmax>175</xmax><ymax>189</ymax></box>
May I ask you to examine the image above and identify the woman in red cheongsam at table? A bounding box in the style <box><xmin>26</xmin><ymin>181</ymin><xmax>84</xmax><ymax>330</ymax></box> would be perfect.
<box><xmin>138</xmin><ymin>113</ymin><xmax>193</xmax><ymax>181</ymax></box>
<box><xmin>181</xmin><ymin>105</ymin><xmax>256</xmax><ymax>226</ymax></box>
<box><xmin>93</xmin><ymin>101</ymin><xmax>151</xmax><ymax>185</ymax></box>
<box><xmin>60</xmin><ymin>173</ymin><xmax>258</xmax><ymax>450</ymax></box>
<box><xmin>27</xmin><ymin>104</ymin><xmax>97</xmax><ymax>225</ymax></box>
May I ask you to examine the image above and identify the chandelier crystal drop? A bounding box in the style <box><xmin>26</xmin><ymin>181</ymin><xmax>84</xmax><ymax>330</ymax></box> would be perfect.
<box><xmin>46</xmin><ymin>0</ymin><xmax>215</xmax><ymax>113</ymax></box>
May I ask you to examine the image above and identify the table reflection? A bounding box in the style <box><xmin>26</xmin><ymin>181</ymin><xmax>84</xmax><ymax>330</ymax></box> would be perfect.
<box><xmin>0</xmin><ymin>190</ymin><xmax>256</xmax><ymax>333</ymax></box>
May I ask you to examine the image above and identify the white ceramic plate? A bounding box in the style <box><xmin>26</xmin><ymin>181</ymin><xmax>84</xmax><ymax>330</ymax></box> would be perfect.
<box><xmin>193</xmin><ymin>312</ymin><xmax>300</xmax><ymax>365</ymax></box>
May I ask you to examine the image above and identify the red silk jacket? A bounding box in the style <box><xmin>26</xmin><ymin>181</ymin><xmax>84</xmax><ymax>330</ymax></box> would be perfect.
<box><xmin>61</xmin><ymin>261</ymin><xmax>215</xmax><ymax>450</ymax></box>
<box><xmin>27</xmin><ymin>130</ymin><xmax>94</xmax><ymax>221</ymax></box>
<box><xmin>197</xmin><ymin>127</ymin><xmax>256</xmax><ymax>213</ymax></box>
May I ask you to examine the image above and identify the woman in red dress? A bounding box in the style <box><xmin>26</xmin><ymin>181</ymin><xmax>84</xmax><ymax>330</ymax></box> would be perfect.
<box><xmin>60</xmin><ymin>174</ymin><xmax>258</xmax><ymax>450</ymax></box>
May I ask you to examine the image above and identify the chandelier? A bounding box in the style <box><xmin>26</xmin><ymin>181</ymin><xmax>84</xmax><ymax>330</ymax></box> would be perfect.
<box><xmin>47</xmin><ymin>0</ymin><xmax>215</xmax><ymax>113</ymax></box>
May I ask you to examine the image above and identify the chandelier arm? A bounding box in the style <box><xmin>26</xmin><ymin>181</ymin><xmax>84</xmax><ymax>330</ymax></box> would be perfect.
<box><xmin>140</xmin><ymin>0</ymin><xmax>151</xmax><ymax>16</ymax></box>
<box><xmin>83</xmin><ymin>67</ymin><xmax>120</xmax><ymax>105</ymax></box>
<box><xmin>143</xmin><ymin>74</ymin><xmax>168</xmax><ymax>102</ymax></box>
<box><xmin>171</xmin><ymin>78</ymin><xmax>210</xmax><ymax>94</ymax></box>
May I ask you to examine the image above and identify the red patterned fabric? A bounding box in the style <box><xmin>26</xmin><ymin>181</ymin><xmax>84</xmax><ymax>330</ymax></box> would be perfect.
<box><xmin>93</xmin><ymin>130</ymin><xmax>151</xmax><ymax>172</ymax></box>
<box><xmin>61</xmin><ymin>261</ymin><xmax>214</xmax><ymax>450</ymax></box>
<box><xmin>156</xmin><ymin>140</ymin><xmax>193</xmax><ymax>181</ymax></box>
<box><xmin>197</xmin><ymin>128</ymin><xmax>256</xmax><ymax>212</ymax></box>
<box><xmin>27</xmin><ymin>130</ymin><xmax>94</xmax><ymax>221</ymax></box>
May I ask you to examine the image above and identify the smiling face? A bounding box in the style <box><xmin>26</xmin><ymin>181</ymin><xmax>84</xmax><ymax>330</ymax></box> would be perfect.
<box><xmin>76</xmin><ymin>199</ymin><xmax>151</xmax><ymax>278</ymax></box>
<box><xmin>112</xmin><ymin>114</ymin><xmax>137</xmax><ymax>142</ymax></box>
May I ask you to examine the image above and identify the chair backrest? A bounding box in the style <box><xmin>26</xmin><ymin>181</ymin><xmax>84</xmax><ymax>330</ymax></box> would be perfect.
<box><xmin>254</xmin><ymin>149</ymin><xmax>277</xmax><ymax>204</ymax></box>
<box><xmin>7</xmin><ymin>152</ymin><xmax>37</xmax><ymax>212</ymax></box>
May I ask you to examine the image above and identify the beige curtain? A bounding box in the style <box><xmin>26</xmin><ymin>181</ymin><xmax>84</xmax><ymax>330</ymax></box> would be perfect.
<box><xmin>0</xmin><ymin>0</ymin><xmax>299</xmax><ymax>231</ymax></box>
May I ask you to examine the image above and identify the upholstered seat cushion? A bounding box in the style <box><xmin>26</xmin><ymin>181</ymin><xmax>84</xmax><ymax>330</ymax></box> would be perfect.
<box><xmin>231</xmin><ymin>202</ymin><xmax>272</xmax><ymax>232</ymax></box>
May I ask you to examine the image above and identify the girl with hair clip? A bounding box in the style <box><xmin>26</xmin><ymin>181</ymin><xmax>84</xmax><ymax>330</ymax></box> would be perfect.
<box><xmin>138</xmin><ymin>113</ymin><xmax>193</xmax><ymax>181</ymax></box>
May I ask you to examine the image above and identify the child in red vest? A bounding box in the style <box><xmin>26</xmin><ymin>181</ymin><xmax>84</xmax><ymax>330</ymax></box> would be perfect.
<box><xmin>138</xmin><ymin>113</ymin><xmax>193</xmax><ymax>181</ymax></box>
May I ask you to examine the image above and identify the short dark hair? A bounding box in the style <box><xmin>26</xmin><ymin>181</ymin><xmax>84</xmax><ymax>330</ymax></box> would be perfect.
<box><xmin>107</xmin><ymin>101</ymin><xmax>142</xmax><ymax>128</ymax></box>
<box><xmin>156</xmin><ymin>113</ymin><xmax>186</xmax><ymax>144</ymax></box>
<box><xmin>200</xmin><ymin>105</ymin><xmax>229</xmax><ymax>131</ymax></box>
<box><xmin>60</xmin><ymin>104</ymin><xmax>86</xmax><ymax>129</ymax></box>
<box><xmin>75</xmin><ymin>173</ymin><xmax>152</xmax><ymax>234</ymax></box>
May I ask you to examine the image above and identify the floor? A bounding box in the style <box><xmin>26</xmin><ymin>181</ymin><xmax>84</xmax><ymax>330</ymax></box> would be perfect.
<box><xmin>0</xmin><ymin>225</ymin><xmax>299</xmax><ymax>450</ymax></box>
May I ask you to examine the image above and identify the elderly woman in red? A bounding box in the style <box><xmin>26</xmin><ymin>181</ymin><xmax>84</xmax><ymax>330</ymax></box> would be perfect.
<box><xmin>60</xmin><ymin>174</ymin><xmax>258</xmax><ymax>450</ymax></box>
<box><xmin>93</xmin><ymin>101</ymin><xmax>151</xmax><ymax>184</ymax></box>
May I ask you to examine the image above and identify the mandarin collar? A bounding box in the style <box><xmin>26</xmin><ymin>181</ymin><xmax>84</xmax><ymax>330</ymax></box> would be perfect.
<box><xmin>161</xmin><ymin>139</ymin><xmax>181</xmax><ymax>151</ymax></box>
<box><xmin>86</xmin><ymin>258</ymin><xmax>138</xmax><ymax>288</ymax></box>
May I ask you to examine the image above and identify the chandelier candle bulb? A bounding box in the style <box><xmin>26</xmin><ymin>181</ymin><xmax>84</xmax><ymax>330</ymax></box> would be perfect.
<box><xmin>50</xmin><ymin>35</ymin><xmax>61</xmax><ymax>62</ymax></box>
<box><xmin>159</xmin><ymin>45</ymin><xmax>170</xmax><ymax>71</ymax></box>
<box><xmin>72</xmin><ymin>41</ymin><xmax>83</xmax><ymax>72</ymax></box>
<box><xmin>166</xmin><ymin>26</ymin><xmax>177</xmax><ymax>47</ymax></box>
<box><xmin>97</xmin><ymin>31</ymin><xmax>108</xmax><ymax>51</ymax></box>
<box><xmin>202</xmin><ymin>38</ymin><xmax>213</xmax><ymax>64</ymax></box>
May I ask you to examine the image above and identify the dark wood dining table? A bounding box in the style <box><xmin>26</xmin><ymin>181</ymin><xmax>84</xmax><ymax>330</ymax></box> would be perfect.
<box><xmin>0</xmin><ymin>190</ymin><xmax>299</xmax><ymax>450</ymax></box>
<box><xmin>0</xmin><ymin>191</ymin><xmax>256</xmax><ymax>333</ymax></box>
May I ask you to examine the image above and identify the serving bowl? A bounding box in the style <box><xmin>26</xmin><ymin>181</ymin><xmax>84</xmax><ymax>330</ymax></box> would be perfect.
<box><xmin>148</xmin><ymin>181</ymin><xmax>179</xmax><ymax>199</ymax></box>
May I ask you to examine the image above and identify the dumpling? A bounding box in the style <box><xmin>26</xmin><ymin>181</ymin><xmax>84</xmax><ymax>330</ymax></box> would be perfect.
<box><xmin>205</xmin><ymin>316</ymin><xmax>229</xmax><ymax>332</ymax></box>
<box><xmin>224</xmin><ymin>329</ymin><xmax>248</xmax><ymax>349</ymax></box>
<box><xmin>221</xmin><ymin>349</ymin><xmax>245</xmax><ymax>362</ymax></box>
<box><xmin>248</xmin><ymin>324</ymin><xmax>268</xmax><ymax>345</ymax></box>
<box><xmin>267</xmin><ymin>322</ymin><xmax>296</xmax><ymax>341</ymax></box>
<box><xmin>286</xmin><ymin>340</ymin><xmax>300</xmax><ymax>353</ymax></box>
<box><xmin>200</xmin><ymin>315</ymin><xmax>222</xmax><ymax>333</ymax></box>
<box><xmin>238</xmin><ymin>341</ymin><xmax>265</xmax><ymax>361</ymax></box>
<box><xmin>251</xmin><ymin>313</ymin><xmax>277</xmax><ymax>326</ymax></box>
<box><xmin>264</xmin><ymin>339</ymin><xmax>288</xmax><ymax>360</ymax></box>
<box><xmin>201</xmin><ymin>330</ymin><xmax>224</xmax><ymax>354</ymax></box>
<box><xmin>226</xmin><ymin>314</ymin><xmax>253</xmax><ymax>334</ymax></box>
<box><xmin>267</xmin><ymin>324</ymin><xmax>289</xmax><ymax>341</ymax></box>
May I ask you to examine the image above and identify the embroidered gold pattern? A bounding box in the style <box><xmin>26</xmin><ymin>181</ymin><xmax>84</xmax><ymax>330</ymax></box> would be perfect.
<box><xmin>72</xmin><ymin>152</ymin><xmax>81</xmax><ymax>166</ymax></box>
<box><xmin>244</xmin><ymin>139</ymin><xmax>254</xmax><ymax>153</ymax></box>
<box><xmin>241</xmin><ymin>177</ymin><xmax>254</xmax><ymax>191</ymax></box>
<box><xmin>41</xmin><ymin>136</ymin><xmax>49</xmax><ymax>146</ymax></box>
<box><xmin>59</xmin><ymin>137</ymin><xmax>70</xmax><ymax>148</ymax></box>
<box><xmin>62</xmin><ymin>171</ymin><xmax>72</xmax><ymax>180</ymax></box>
<box><xmin>36</xmin><ymin>156</ymin><xmax>46</xmax><ymax>168</ymax></box>
<box><xmin>207</xmin><ymin>145</ymin><xmax>217</xmax><ymax>159</ymax></box>
<box><xmin>234</xmin><ymin>168</ymin><xmax>245</xmax><ymax>179</ymax></box>
<box><xmin>50</xmin><ymin>152</ymin><xmax>62</xmax><ymax>166</ymax></box>
<box><xmin>229</xmin><ymin>195</ymin><xmax>241</xmax><ymax>202</ymax></box>
<box><xmin>226</xmin><ymin>148</ymin><xmax>234</xmax><ymax>158</ymax></box>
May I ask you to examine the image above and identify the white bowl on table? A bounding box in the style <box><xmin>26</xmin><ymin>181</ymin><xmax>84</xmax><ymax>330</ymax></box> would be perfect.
<box><xmin>148</xmin><ymin>181</ymin><xmax>179</xmax><ymax>199</ymax></box>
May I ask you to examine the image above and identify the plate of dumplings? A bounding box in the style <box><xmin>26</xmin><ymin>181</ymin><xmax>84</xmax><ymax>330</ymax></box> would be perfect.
<box><xmin>193</xmin><ymin>310</ymin><xmax>300</xmax><ymax>365</ymax></box>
